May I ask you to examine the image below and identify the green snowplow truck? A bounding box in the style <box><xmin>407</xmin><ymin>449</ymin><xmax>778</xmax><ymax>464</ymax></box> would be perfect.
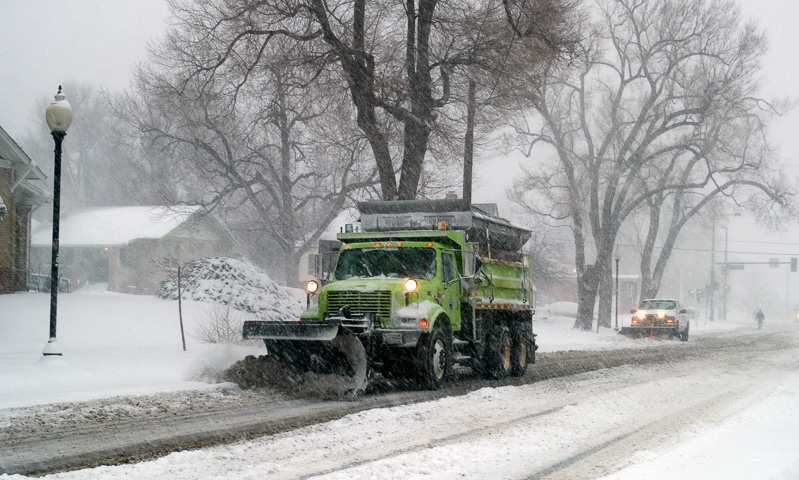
<box><xmin>243</xmin><ymin>199</ymin><xmax>536</xmax><ymax>392</ymax></box>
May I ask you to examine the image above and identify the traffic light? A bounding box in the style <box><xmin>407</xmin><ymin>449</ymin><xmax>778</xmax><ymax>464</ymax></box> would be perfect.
<box><xmin>792</xmin><ymin>258</ymin><xmax>797</xmax><ymax>272</ymax></box>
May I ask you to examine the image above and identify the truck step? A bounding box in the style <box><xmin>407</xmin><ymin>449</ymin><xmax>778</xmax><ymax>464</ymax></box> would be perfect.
<box><xmin>452</xmin><ymin>354</ymin><xmax>472</xmax><ymax>364</ymax></box>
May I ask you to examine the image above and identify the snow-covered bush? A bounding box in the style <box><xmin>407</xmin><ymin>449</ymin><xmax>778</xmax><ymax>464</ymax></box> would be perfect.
<box><xmin>157</xmin><ymin>257</ymin><xmax>302</xmax><ymax>323</ymax></box>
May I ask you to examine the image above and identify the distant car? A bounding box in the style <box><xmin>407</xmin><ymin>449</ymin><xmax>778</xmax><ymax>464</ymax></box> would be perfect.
<box><xmin>26</xmin><ymin>274</ymin><xmax>48</xmax><ymax>292</ymax></box>
<box><xmin>623</xmin><ymin>298</ymin><xmax>690</xmax><ymax>341</ymax></box>
<box><xmin>58</xmin><ymin>277</ymin><xmax>72</xmax><ymax>293</ymax></box>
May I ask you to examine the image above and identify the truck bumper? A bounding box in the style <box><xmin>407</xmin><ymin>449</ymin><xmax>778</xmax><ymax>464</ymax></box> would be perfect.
<box><xmin>619</xmin><ymin>326</ymin><xmax>678</xmax><ymax>338</ymax></box>
<box><xmin>376</xmin><ymin>329</ymin><xmax>423</xmax><ymax>348</ymax></box>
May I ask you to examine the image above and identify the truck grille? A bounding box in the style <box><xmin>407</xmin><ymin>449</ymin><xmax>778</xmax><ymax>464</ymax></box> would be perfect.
<box><xmin>326</xmin><ymin>290</ymin><xmax>392</xmax><ymax>319</ymax></box>
<box><xmin>638</xmin><ymin>314</ymin><xmax>674</xmax><ymax>325</ymax></box>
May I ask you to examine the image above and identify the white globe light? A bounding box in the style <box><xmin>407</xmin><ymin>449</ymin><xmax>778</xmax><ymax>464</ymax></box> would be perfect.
<box><xmin>45</xmin><ymin>86</ymin><xmax>73</xmax><ymax>133</ymax></box>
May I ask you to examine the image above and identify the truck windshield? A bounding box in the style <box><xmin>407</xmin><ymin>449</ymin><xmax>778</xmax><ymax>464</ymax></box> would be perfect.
<box><xmin>335</xmin><ymin>247</ymin><xmax>437</xmax><ymax>280</ymax></box>
<box><xmin>639</xmin><ymin>300</ymin><xmax>677</xmax><ymax>310</ymax></box>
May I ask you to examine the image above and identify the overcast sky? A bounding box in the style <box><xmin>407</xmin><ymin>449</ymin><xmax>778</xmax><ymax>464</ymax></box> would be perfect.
<box><xmin>0</xmin><ymin>0</ymin><xmax>169</xmax><ymax>139</ymax></box>
<box><xmin>1</xmin><ymin>0</ymin><xmax>797</xmax><ymax>196</ymax></box>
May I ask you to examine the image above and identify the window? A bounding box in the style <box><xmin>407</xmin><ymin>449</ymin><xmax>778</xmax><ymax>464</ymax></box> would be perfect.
<box><xmin>308</xmin><ymin>253</ymin><xmax>318</xmax><ymax>275</ymax></box>
<box><xmin>442</xmin><ymin>253</ymin><xmax>457</xmax><ymax>283</ymax></box>
<box><xmin>164</xmin><ymin>244</ymin><xmax>179</xmax><ymax>269</ymax></box>
<box><xmin>335</xmin><ymin>248</ymin><xmax>436</xmax><ymax>280</ymax></box>
<box><xmin>120</xmin><ymin>247</ymin><xmax>135</xmax><ymax>268</ymax></box>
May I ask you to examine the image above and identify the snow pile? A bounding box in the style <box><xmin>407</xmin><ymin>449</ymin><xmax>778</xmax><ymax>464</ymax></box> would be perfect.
<box><xmin>537</xmin><ymin>301</ymin><xmax>578</xmax><ymax>318</ymax></box>
<box><xmin>157</xmin><ymin>257</ymin><xmax>302</xmax><ymax>321</ymax></box>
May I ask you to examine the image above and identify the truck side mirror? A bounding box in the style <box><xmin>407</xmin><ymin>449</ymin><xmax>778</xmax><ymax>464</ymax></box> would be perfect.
<box><xmin>463</xmin><ymin>250</ymin><xmax>477</xmax><ymax>277</ymax></box>
<box><xmin>460</xmin><ymin>277</ymin><xmax>475</xmax><ymax>290</ymax></box>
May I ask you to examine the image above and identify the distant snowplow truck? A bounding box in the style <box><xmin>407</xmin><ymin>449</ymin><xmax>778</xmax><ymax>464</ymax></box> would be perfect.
<box><xmin>243</xmin><ymin>199</ymin><xmax>536</xmax><ymax>393</ymax></box>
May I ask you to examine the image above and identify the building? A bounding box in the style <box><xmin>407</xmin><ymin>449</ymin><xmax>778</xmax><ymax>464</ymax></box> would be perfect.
<box><xmin>31</xmin><ymin>206</ymin><xmax>239</xmax><ymax>294</ymax></box>
<box><xmin>0</xmin><ymin>125</ymin><xmax>49</xmax><ymax>293</ymax></box>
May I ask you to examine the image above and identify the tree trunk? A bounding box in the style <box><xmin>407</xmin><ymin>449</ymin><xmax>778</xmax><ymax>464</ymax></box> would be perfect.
<box><xmin>574</xmin><ymin>264</ymin><xmax>599</xmax><ymax>330</ymax></box>
<box><xmin>397</xmin><ymin>0</ymin><xmax>436</xmax><ymax>200</ymax></box>
<box><xmin>597</xmin><ymin>257</ymin><xmax>613</xmax><ymax>327</ymax></box>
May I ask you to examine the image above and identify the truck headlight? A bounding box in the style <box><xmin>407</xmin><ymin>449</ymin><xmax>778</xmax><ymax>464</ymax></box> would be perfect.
<box><xmin>404</xmin><ymin>279</ymin><xmax>418</xmax><ymax>306</ymax></box>
<box><xmin>636</xmin><ymin>311</ymin><xmax>646</xmax><ymax>320</ymax></box>
<box><xmin>306</xmin><ymin>280</ymin><xmax>319</xmax><ymax>294</ymax></box>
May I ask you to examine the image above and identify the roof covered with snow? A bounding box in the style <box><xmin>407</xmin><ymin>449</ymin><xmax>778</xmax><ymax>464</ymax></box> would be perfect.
<box><xmin>31</xmin><ymin>206</ymin><xmax>204</xmax><ymax>247</ymax></box>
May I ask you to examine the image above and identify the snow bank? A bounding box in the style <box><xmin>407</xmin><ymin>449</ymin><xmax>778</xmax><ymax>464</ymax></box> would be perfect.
<box><xmin>157</xmin><ymin>257</ymin><xmax>302</xmax><ymax>322</ymax></box>
<box><xmin>537</xmin><ymin>301</ymin><xmax>578</xmax><ymax>318</ymax></box>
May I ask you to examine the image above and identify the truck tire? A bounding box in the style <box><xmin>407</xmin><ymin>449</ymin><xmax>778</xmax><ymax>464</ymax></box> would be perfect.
<box><xmin>680</xmin><ymin>322</ymin><xmax>690</xmax><ymax>342</ymax></box>
<box><xmin>486</xmin><ymin>325</ymin><xmax>512</xmax><ymax>379</ymax></box>
<box><xmin>511</xmin><ymin>328</ymin><xmax>528</xmax><ymax>377</ymax></box>
<box><xmin>416</xmin><ymin>327</ymin><xmax>450</xmax><ymax>390</ymax></box>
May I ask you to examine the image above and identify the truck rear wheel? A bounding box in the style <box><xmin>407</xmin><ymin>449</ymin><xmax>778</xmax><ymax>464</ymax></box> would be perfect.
<box><xmin>417</xmin><ymin>328</ymin><xmax>450</xmax><ymax>390</ymax></box>
<box><xmin>486</xmin><ymin>325</ymin><xmax>512</xmax><ymax>379</ymax></box>
<box><xmin>511</xmin><ymin>328</ymin><xmax>528</xmax><ymax>377</ymax></box>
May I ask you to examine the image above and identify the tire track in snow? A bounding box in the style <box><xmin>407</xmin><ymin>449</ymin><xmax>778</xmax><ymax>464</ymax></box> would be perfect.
<box><xmin>526</xmin><ymin>348</ymin><xmax>799</xmax><ymax>479</ymax></box>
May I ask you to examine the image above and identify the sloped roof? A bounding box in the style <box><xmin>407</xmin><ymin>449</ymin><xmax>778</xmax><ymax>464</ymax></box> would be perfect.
<box><xmin>0</xmin><ymin>124</ymin><xmax>49</xmax><ymax>205</ymax></box>
<box><xmin>31</xmin><ymin>206</ymin><xmax>204</xmax><ymax>247</ymax></box>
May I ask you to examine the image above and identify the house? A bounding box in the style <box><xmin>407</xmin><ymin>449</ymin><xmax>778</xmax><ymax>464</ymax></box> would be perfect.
<box><xmin>0</xmin><ymin>125</ymin><xmax>50</xmax><ymax>294</ymax></box>
<box><xmin>31</xmin><ymin>206</ymin><xmax>239</xmax><ymax>294</ymax></box>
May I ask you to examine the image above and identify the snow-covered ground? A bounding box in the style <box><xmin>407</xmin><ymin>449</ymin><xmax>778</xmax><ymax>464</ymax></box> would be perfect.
<box><xmin>1</xmin><ymin>286</ymin><xmax>797</xmax><ymax>479</ymax></box>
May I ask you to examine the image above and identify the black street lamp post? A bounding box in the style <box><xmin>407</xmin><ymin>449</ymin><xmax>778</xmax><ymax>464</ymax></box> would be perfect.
<box><xmin>43</xmin><ymin>86</ymin><xmax>72</xmax><ymax>357</ymax></box>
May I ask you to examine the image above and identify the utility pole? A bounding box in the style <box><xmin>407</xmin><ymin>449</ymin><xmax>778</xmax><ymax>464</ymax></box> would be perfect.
<box><xmin>462</xmin><ymin>79</ymin><xmax>475</xmax><ymax>204</ymax></box>
<box><xmin>722</xmin><ymin>226</ymin><xmax>728</xmax><ymax>322</ymax></box>
<box><xmin>708</xmin><ymin>217</ymin><xmax>715</xmax><ymax>324</ymax></box>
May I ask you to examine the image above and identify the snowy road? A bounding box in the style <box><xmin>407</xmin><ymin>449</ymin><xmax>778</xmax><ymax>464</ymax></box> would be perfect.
<box><xmin>3</xmin><ymin>327</ymin><xmax>798</xmax><ymax>479</ymax></box>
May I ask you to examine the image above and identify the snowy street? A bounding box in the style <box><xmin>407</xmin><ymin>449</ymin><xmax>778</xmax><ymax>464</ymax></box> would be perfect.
<box><xmin>2</xmin><ymin>289</ymin><xmax>799</xmax><ymax>479</ymax></box>
<box><xmin>2</xmin><ymin>0</ymin><xmax>799</xmax><ymax>477</ymax></box>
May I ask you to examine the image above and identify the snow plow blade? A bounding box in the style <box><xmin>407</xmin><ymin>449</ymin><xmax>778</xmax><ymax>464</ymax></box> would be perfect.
<box><xmin>242</xmin><ymin>319</ymin><xmax>340</xmax><ymax>341</ymax></box>
<box><xmin>242</xmin><ymin>320</ymin><xmax>369</xmax><ymax>398</ymax></box>
<box><xmin>618</xmin><ymin>327</ymin><xmax>676</xmax><ymax>339</ymax></box>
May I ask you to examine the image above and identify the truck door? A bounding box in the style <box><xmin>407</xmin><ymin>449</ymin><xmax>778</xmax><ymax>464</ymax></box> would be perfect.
<box><xmin>441</xmin><ymin>252</ymin><xmax>462</xmax><ymax>329</ymax></box>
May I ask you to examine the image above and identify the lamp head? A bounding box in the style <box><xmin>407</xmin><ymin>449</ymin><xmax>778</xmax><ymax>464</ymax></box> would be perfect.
<box><xmin>45</xmin><ymin>85</ymin><xmax>73</xmax><ymax>133</ymax></box>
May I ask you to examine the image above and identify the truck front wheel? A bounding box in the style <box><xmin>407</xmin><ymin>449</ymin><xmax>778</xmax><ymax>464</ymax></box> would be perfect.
<box><xmin>417</xmin><ymin>328</ymin><xmax>450</xmax><ymax>390</ymax></box>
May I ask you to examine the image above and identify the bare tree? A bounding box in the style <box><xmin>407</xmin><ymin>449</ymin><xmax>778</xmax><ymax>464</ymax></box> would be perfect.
<box><xmin>113</xmin><ymin>40</ymin><xmax>378</xmax><ymax>285</ymax></box>
<box><xmin>510</xmin><ymin>0</ymin><xmax>793</xmax><ymax>330</ymax></box>
<box><xmin>19</xmin><ymin>82</ymin><xmax>157</xmax><ymax>211</ymax></box>
<box><xmin>151</xmin><ymin>0</ymin><xmax>578</xmax><ymax>201</ymax></box>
